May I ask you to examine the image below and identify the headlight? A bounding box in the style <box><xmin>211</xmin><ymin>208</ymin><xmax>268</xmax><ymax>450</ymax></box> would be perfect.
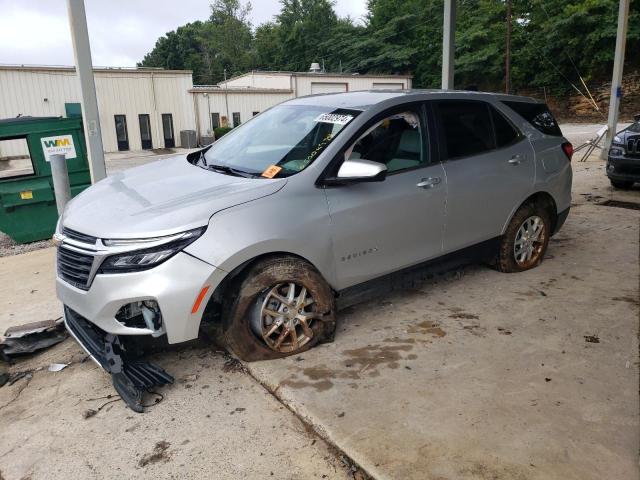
<box><xmin>613</xmin><ymin>135</ymin><xmax>623</xmax><ymax>145</ymax></box>
<box><xmin>99</xmin><ymin>227</ymin><xmax>205</xmax><ymax>273</ymax></box>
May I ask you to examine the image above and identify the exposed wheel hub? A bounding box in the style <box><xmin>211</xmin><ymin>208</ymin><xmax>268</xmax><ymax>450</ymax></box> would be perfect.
<box><xmin>253</xmin><ymin>283</ymin><xmax>319</xmax><ymax>353</ymax></box>
<box><xmin>514</xmin><ymin>215</ymin><xmax>546</xmax><ymax>267</ymax></box>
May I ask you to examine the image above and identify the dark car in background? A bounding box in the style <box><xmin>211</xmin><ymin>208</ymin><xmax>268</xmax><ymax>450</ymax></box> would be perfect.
<box><xmin>607</xmin><ymin>114</ymin><xmax>640</xmax><ymax>189</ymax></box>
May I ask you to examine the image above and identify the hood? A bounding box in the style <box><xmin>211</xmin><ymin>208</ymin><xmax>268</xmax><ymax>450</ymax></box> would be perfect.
<box><xmin>62</xmin><ymin>156</ymin><xmax>287</xmax><ymax>238</ymax></box>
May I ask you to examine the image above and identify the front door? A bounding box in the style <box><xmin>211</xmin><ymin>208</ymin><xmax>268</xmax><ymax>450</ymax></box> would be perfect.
<box><xmin>162</xmin><ymin>113</ymin><xmax>175</xmax><ymax>148</ymax></box>
<box><xmin>324</xmin><ymin>106</ymin><xmax>446</xmax><ymax>290</ymax></box>
<box><xmin>114</xmin><ymin>115</ymin><xmax>129</xmax><ymax>151</ymax></box>
<box><xmin>432</xmin><ymin>100</ymin><xmax>535</xmax><ymax>252</ymax></box>
<box><xmin>138</xmin><ymin>114</ymin><xmax>152</xmax><ymax>150</ymax></box>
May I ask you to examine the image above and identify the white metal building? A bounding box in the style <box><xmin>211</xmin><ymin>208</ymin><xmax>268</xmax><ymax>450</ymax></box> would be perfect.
<box><xmin>191</xmin><ymin>71</ymin><xmax>412</xmax><ymax>140</ymax></box>
<box><xmin>0</xmin><ymin>66</ymin><xmax>412</xmax><ymax>156</ymax></box>
<box><xmin>0</xmin><ymin>65</ymin><xmax>195</xmax><ymax>156</ymax></box>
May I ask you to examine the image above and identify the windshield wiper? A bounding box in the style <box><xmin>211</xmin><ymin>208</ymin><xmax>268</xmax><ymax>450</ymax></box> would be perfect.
<box><xmin>207</xmin><ymin>164</ymin><xmax>257</xmax><ymax>178</ymax></box>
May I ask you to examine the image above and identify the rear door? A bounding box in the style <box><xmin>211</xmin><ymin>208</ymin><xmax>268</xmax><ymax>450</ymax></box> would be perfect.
<box><xmin>324</xmin><ymin>104</ymin><xmax>447</xmax><ymax>289</ymax></box>
<box><xmin>433</xmin><ymin>100</ymin><xmax>534</xmax><ymax>252</ymax></box>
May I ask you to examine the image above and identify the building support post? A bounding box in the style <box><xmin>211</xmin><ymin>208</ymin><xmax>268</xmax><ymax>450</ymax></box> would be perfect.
<box><xmin>66</xmin><ymin>0</ymin><xmax>106</xmax><ymax>182</ymax></box>
<box><xmin>601</xmin><ymin>0</ymin><xmax>630</xmax><ymax>159</ymax></box>
<box><xmin>441</xmin><ymin>0</ymin><xmax>456</xmax><ymax>90</ymax></box>
<box><xmin>505</xmin><ymin>0</ymin><xmax>512</xmax><ymax>94</ymax></box>
<box><xmin>51</xmin><ymin>154</ymin><xmax>71</xmax><ymax>215</ymax></box>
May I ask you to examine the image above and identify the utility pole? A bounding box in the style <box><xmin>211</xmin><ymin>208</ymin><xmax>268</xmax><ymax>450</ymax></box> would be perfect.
<box><xmin>601</xmin><ymin>0</ymin><xmax>630</xmax><ymax>159</ymax></box>
<box><xmin>223</xmin><ymin>68</ymin><xmax>230</xmax><ymax>127</ymax></box>
<box><xmin>66</xmin><ymin>0</ymin><xmax>106</xmax><ymax>183</ymax></box>
<box><xmin>505</xmin><ymin>0</ymin><xmax>512</xmax><ymax>94</ymax></box>
<box><xmin>441</xmin><ymin>0</ymin><xmax>456</xmax><ymax>89</ymax></box>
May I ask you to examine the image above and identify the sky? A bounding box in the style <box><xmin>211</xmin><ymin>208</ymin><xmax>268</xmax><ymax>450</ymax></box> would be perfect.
<box><xmin>0</xmin><ymin>0</ymin><xmax>368</xmax><ymax>68</ymax></box>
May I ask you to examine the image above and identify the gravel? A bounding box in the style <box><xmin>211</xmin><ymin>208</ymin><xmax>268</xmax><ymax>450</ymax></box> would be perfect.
<box><xmin>0</xmin><ymin>231</ymin><xmax>53</xmax><ymax>257</ymax></box>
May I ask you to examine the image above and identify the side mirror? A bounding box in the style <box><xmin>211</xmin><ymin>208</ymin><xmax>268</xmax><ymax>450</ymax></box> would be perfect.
<box><xmin>634</xmin><ymin>113</ymin><xmax>640</xmax><ymax>123</ymax></box>
<box><xmin>324</xmin><ymin>159</ymin><xmax>387</xmax><ymax>186</ymax></box>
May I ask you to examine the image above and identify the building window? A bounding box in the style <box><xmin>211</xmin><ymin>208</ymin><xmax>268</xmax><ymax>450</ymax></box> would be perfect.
<box><xmin>161</xmin><ymin>113</ymin><xmax>175</xmax><ymax>148</ymax></box>
<box><xmin>0</xmin><ymin>138</ymin><xmax>35</xmax><ymax>179</ymax></box>
<box><xmin>232</xmin><ymin>112</ymin><xmax>241</xmax><ymax>127</ymax></box>
<box><xmin>114</xmin><ymin>115</ymin><xmax>129</xmax><ymax>151</ymax></box>
<box><xmin>211</xmin><ymin>112</ymin><xmax>220</xmax><ymax>129</ymax></box>
<box><xmin>138</xmin><ymin>114</ymin><xmax>152</xmax><ymax>150</ymax></box>
<box><xmin>252</xmin><ymin>111</ymin><xmax>259</xmax><ymax>117</ymax></box>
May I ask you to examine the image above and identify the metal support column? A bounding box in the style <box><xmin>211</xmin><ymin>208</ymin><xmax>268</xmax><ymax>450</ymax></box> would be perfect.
<box><xmin>601</xmin><ymin>0</ymin><xmax>630</xmax><ymax>159</ymax></box>
<box><xmin>67</xmin><ymin>0</ymin><xmax>107</xmax><ymax>182</ymax></box>
<box><xmin>442</xmin><ymin>0</ymin><xmax>456</xmax><ymax>90</ymax></box>
<box><xmin>50</xmin><ymin>154</ymin><xmax>71</xmax><ymax>215</ymax></box>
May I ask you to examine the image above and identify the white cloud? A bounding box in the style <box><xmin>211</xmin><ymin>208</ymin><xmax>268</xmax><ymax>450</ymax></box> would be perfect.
<box><xmin>0</xmin><ymin>0</ymin><xmax>368</xmax><ymax>67</ymax></box>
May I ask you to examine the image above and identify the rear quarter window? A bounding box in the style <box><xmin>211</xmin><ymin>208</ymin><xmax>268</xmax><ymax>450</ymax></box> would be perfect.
<box><xmin>503</xmin><ymin>101</ymin><xmax>562</xmax><ymax>137</ymax></box>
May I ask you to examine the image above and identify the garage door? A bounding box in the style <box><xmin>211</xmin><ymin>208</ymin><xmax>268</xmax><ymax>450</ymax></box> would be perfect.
<box><xmin>311</xmin><ymin>82</ymin><xmax>348</xmax><ymax>94</ymax></box>
<box><xmin>372</xmin><ymin>82</ymin><xmax>405</xmax><ymax>89</ymax></box>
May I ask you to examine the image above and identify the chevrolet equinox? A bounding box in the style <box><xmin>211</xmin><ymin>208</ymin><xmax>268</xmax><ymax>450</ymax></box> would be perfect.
<box><xmin>56</xmin><ymin>91</ymin><xmax>573</xmax><ymax>368</ymax></box>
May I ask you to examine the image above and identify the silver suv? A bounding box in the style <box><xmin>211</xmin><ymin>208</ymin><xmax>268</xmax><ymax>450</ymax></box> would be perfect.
<box><xmin>56</xmin><ymin>91</ymin><xmax>572</xmax><ymax>365</ymax></box>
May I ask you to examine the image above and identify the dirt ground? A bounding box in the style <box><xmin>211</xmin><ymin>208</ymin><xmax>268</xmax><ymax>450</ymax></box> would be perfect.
<box><xmin>0</xmin><ymin>125</ymin><xmax>638</xmax><ymax>480</ymax></box>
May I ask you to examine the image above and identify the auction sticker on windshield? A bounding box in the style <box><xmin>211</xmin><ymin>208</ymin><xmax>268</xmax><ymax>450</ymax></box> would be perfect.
<box><xmin>261</xmin><ymin>165</ymin><xmax>283</xmax><ymax>178</ymax></box>
<box><xmin>314</xmin><ymin>113</ymin><xmax>354</xmax><ymax>125</ymax></box>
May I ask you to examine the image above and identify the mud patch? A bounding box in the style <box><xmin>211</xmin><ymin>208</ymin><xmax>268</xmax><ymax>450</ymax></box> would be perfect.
<box><xmin>342</xmin><ymin>344</ymin><xmax>414</xmax><ymax>374</ymax></box>
<box><xmin>599</xmin><ymin>200</ymin><xmax>640</xmax><ymax>211</ymax></box>
<box><xmin>449</xmin><ymin>312</ymin><xmax>479</xmax><ymax>320</ymax></box>
<box><xmin>407</xmin><ymin>320</ymin><xmax>447</xmax><ymax>337</ymax></box>
<box><xmin>462</xmin><ymin>324</ymin><xmax>485</xmax><ymax>337</ymax></box>
<box><xmin>280</xmin><ymin>378</ymin><xmax>334</xmax><ymax>392</ymax></box>
<box><xmin>280</xmin><ymin>364</ymin><xmax>360</xmax><ymax>391</ymax></box>
<box><xmin>138</xmin><ymin>440</ymin><xmax>171</xmax><ymax>467</ymax></box>
<box><xmin>612</xmin><ymin>296</ymin><xmax>640</xmax><ymax>307</ymax></box>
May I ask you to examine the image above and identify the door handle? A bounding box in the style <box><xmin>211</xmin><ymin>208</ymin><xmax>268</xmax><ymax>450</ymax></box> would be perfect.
<box><xmin>508</xmin><ymin>155</ymin><xmax>522</xmax><ymax>165</ymax></box>
<box><xmin>416</xmin><ymin>177</ymin><xmax>441</xmax><ymax>189</ymax></box>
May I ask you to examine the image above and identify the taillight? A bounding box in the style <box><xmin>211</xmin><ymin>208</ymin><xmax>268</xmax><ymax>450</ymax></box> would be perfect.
<box><xmin>562</xmin><ymin>142</ymin><xmax>574</xmax><ymax>161</ymax></box>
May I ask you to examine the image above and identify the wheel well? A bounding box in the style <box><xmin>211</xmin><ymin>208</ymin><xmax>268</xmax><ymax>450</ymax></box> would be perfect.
<box><xmin>520</xmin><ymin>192</ymin><xmax>558</xmax><ymax>232</ymax></box>
<box><xmin>201</xmin><ymin>252</ymin><xmax>329</xmax><ymax>326</ymax></box>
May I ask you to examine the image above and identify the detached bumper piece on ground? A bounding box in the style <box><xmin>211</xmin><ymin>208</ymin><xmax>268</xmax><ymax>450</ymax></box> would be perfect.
<box><xmin>0</xmin><ymin>318</ymin><xmax>68</xmax><ymax>360</ymax></box>
<box><xmin>64</xmin><ymin>307</ymin><xmax>173</xmax><ymax>412</ymax></box>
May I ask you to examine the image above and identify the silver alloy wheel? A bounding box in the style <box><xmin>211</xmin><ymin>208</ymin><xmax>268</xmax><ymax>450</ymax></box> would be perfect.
<box><xmin>256</xmin><ymin>282</ymin><xmax>318</xmax><ymax>353</ymax></box>
<box><xmin>513</xmin><ymin>215</ymin><xmax>546</xmax><ymax>266</ymax></box>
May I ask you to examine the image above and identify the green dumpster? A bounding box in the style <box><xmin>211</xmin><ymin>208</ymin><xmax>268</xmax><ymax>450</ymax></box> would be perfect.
<box><xmin>0</xmin><ymin>116</ymin><xmax>91</xmax><ymax>244</ymax></box>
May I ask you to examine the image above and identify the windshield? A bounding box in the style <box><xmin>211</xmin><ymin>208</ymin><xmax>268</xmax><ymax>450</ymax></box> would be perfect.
<box><xmin>200</xmin><ymin>105</ymin><xmax>359</xmax><ymax>178</ymax></box>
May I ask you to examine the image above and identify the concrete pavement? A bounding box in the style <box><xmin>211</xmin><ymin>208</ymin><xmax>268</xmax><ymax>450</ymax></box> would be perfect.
<box><xmin>1</xmin><ymin>125</ymin><xmax>638</xmax><ymax>479</ymax></box>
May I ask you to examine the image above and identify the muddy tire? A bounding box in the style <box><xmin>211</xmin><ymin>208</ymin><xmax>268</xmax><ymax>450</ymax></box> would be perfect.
<box><xmin>610</xmin><ymin>179</ymin><xmax>634</xmax><ymax>190</ymax></box>
<box><xmin>222</xmin><ymin>256</ymin><xmax>336</xmax><ymax>362</ymax></box>
<box><xmin>495</xmin><ymin>203</ymin><xmax>551</xmax><ymax>273</ymax></box>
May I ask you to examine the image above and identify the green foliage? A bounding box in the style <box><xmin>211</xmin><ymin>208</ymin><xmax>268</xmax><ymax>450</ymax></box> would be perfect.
<box><xmin>140</xmin><ymin>0</ymin><xmax>640</xmax><ymax>92</ymax></box>
<box><xmin>214</xmin><ymin>126</ymin><xmax>233</xmax><ymax>138</ymax></box>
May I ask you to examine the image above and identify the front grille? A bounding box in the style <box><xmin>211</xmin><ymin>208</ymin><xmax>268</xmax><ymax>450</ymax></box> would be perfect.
<box><xmin>57</xmin><ymin>246</ymin><xmax>94</xmax><ymax>290</ymax></box>
<box><xmin>626</xmin><ymin>136</ymin><xmax>640</xmax><ymax>158</ymax></box>
<box><xmin>62</xmin><ymin>227</ymin><xmax>97</xmax><ymax>245</ymax></box>
<box><xmin>64</xmin><ymin>306</ymin><xmax>109</xmax><ymax>370</ymax></box>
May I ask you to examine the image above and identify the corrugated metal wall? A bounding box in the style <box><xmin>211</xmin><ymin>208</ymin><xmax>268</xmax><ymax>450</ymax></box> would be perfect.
<box><xmin>0</xmin><ymin>68</ymin><xmax>195</xmax><ymax>156</ymax></box>
<box><xmin>194</xmin><ymin>91</ymin><xmax>293</xmax><ymax>136</ymax></box>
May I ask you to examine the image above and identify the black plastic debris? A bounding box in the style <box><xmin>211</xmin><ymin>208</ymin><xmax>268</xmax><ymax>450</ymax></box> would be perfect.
<box><xmin>65</xmin><ymin>307</ymin><xmax>173</xmax><ymax>412</ymax></box>
<box><xmin>1</xmin><ymin>318</ymin><xmax>67</xmax><ymax>360</ymax></box>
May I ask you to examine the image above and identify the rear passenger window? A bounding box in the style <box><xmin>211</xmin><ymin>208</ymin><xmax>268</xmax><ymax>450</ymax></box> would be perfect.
<box><xmin>502</xmin><ymin>101</ymin><xmax>562</xmax><ymax>137</ymax></box>
<box><xmin>490</xmin><ymin>107</ymin><xmax>520</xmax><ymax>147</ymax></box>
<box><xmin>436</xmin><ymin>101</ymin><xmax>494</xmax><ymax>159</ymax></box>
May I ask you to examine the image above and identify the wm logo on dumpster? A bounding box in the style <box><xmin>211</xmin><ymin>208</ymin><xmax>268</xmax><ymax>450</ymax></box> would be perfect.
<box><xmin>43</xmin><ymin>138</ymin><xmax>72</xmax><ymax>148</ymax></box>
<box><xmin>40</xmin><ymin>134</ymin><xmax>77</xmax><ymax>162</ymax></box>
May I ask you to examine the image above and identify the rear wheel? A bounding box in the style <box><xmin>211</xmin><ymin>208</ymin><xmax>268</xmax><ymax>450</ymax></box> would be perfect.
<box><xmin>610</xmin><ymin>179</ymin><xmax>634</xmax><ymax>190</ymax></box>
<box><xmin>222</xmin><ymin>256</ymin><xmax>336</xmax><ymax>361</ymax></box>
<box><xmin>495</xmin><ymin>203</ymin><xmax>551</xmax><ymax>273</ymax></box>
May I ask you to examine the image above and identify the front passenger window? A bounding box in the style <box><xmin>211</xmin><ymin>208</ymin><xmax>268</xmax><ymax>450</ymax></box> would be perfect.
<box><xmin>347</xmin><ymin>111</ymin><xmax>425</xmax><ymax>173</ymax></box>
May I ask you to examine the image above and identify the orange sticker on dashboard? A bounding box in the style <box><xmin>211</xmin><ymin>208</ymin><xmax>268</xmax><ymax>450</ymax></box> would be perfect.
<box><xmin>261</xmin><ymin>165</ymin><xmax>282</xmax><ymax>178</ymax></box>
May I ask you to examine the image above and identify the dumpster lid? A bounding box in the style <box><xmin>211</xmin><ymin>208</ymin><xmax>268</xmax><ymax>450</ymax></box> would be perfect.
<box><xmin>0</xmin><ymin>116</ymin><xmax>61</xmax><ymax>125</ymax></box>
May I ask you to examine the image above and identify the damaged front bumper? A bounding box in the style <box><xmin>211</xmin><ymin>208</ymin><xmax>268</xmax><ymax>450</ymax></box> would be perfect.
<box><xmin>64</xmin><ymin>306</ymin><xmax>173</xmax><ymax>412</ymax></box>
